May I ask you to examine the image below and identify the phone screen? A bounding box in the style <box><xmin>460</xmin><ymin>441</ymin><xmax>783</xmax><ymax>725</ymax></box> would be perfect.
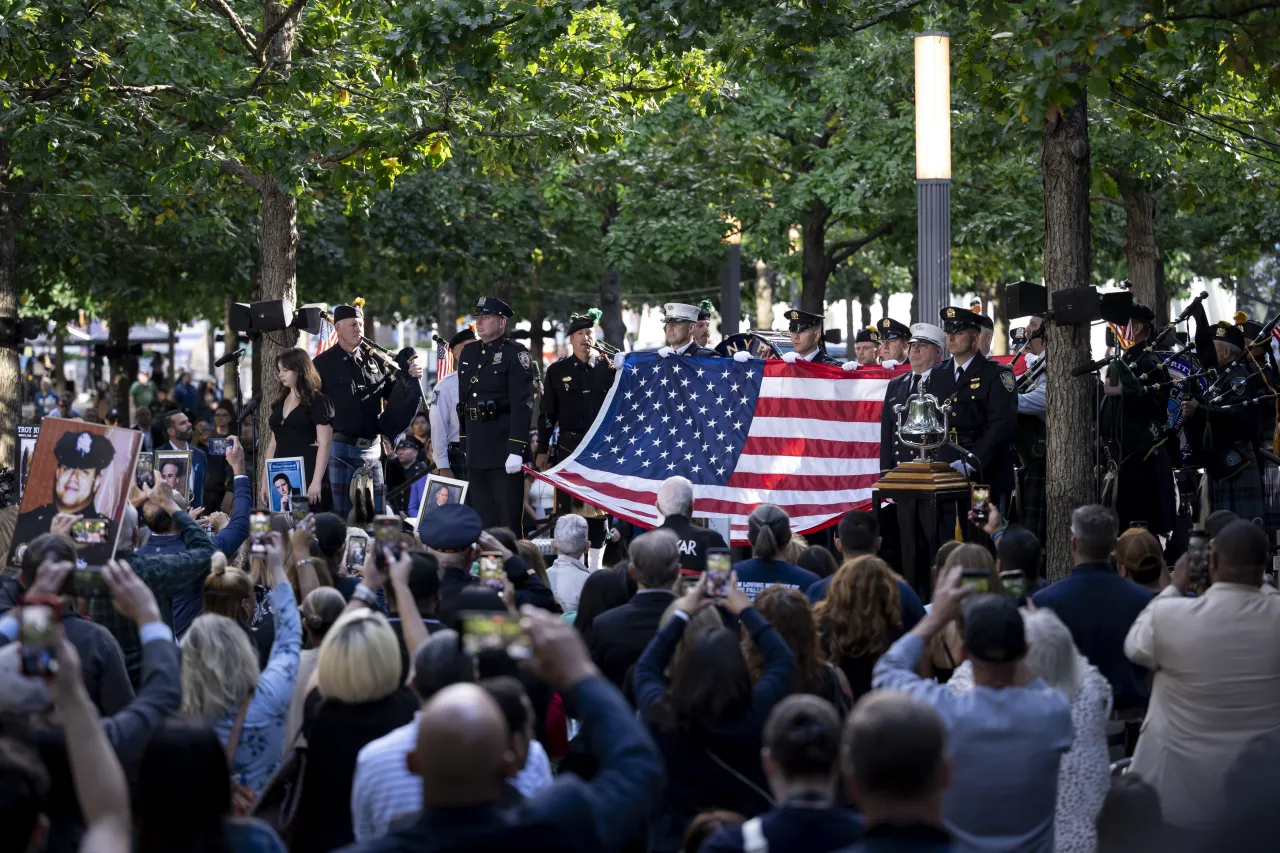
<box><xmin>961</xmin><ymin>569</ymin><xmax>992</xmax><ymax>593</ymax></box>
<box><xmin>971</xmin><ymin>485</ymin><xmax>991</xmax><ymax>525</ymax></box>
<box><xmin>249</xmin><ymin>512</ymin><xmax>270</xmax><ymax>556</ymax></box>
<box><xmin>345</xmin><ymin>535</ymin><xmax>368</xmax><ymax>573</ymax></box>
<box><xmin>136</xmin><ymin>452</ymin><xmax>155</xmax><ymax>489</ymax></box>
<box><xmin>706</xmin><ymin>549</ymin><xmax>731</xmax><ymax>598</ymax></box>
<box><xmin>1000</xmin><ymin>570</ymin><xmax>1025</xmax><ymax>598</ymax></box>
<box><xmin>208</xmin><ymin>437</ymin><xmax>230</xmax><ymax>456</ymax></box>
<box><xmin>372</xmin><ymin>516</ymin><xmax>401</xmax><ymax>564</ymax></box>
<box><xmin>1187</xmin><ymin>531</ymin><xmax>1210</xmax><ymax>591</ymax></box>
<box><xmin>71</xmin><ymin>518</ymin><xmax>108</xmax><ymax>545</ymax></box>
<box><xmin>291</xmin><ymin>499</ymin><xmax>311</xmax><ymax>526</ymax></box>
<box><xmin>71</xmin><ymin>566</ymin><xmax>108</xmax><ymax>598</ymax></box>
<box><xmin>20</xmin><ymin>601</ymin><xmax>60</xmax><ymax>677</ymax></box>
<box><xmin>478</xmin><ymin>553</ymin><xmax>505</xmax><ymax>591</ymax></box>
<box><xmin>459</xmin><ymin>610</ymin><xmax>531</xmax><ymax>659</ymax></box>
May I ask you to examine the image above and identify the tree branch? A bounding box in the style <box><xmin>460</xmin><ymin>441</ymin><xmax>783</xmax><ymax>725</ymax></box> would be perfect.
<box><xmin>1089</xmin><ymin>195</ymin><xmax>1124</xmax><ymax>208</ymax></box>
<box><xmin>826</xmin><ymin>222</ymin><xmax>893</xmax><ymax>268</ymax></box>
<box><xmin>4</xmin><ymin>179</ymin><xmax>41</xmax><ymax>217</ymax></box>
<box><xmin>259</xmin><ymin>0</ymin><xmax>310</xmax><ymax>59</ymax></box>
<box><xmin>217</xmin><ymin>156</ymin><xmax>265</xmax><ymax>191</ymax></box>
<box><xmin>317</xmin><ymin>124</ymin><xmax>449</xmax><ymax>168</ymax></box>
<box><xmin>200</xmin><ymin>0</ymin><xmax>259</xmax><ymax>62</ymax></box>
<box><xmin>848</xmin><ymin>0</ymin><xmax>928</xmax><ymax>35</ymax></box>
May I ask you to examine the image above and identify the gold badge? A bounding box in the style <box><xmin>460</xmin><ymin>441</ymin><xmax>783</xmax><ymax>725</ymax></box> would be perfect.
<box><xmin>561</xmin><ymin>375</ymin><xmax>571</xmax><ymax>384</ymax></box>
<box><xmin>945</xmin><ymin>308</ymin><xmax>956</xmax><ymax>318</ymax></box>
<box><xmin>969</xmin><ymin>378</ymin><xmax>981</xmax><ymax>389</ymax></box>
<box><xmin>1215</xmin><ymin>326</ymin><xmax>1226</xmax><ymax>338</ymax></box>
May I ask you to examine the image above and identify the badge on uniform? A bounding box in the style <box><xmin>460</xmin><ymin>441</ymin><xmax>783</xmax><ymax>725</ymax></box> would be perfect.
<box><xmin>1226</xmin><ymin>450</ymin><xmax>1241</xmax><ymax>466</ymax></box>
<box><xmin>518</xmin><ymin>352</ymin><xmax>531</xmax><ymax>370</ymax></box>
<box><xmin>970</xmin><ymin>378</ymin><xmax>981</xmax><ymax>390</ymax></box>
<box><xmin>494</xmin><ymin>351</ymin><xmax>503</xmax><ymax>365</ymax></box>
<box><xmin>561</xmin><ymin>375</ymin><xmax>571</xmax><ymax>384</ymax></box>
<box><xmin>1232</xmin><ymin>376</ymin><xmax>1247</xmax><ymax>395</ymax></box>
<box><xmin>1000</xmin><ymin>371</ymin><xmax>1015</xmax><ymax>392</ymax></box>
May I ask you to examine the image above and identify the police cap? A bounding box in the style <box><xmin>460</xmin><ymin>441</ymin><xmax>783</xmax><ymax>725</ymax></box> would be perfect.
<box><xmin>785</xmin><ymin>309</ymin><xmax>824</xmax><ymax>333</ymax></box>
<box><xmin>567</xmin><ymin>308</ymin><xmax>602</xmax><ymax>335</ymax></box>
<box><xmin>449</xmin><ymin>328</ymin><xmax>477</xmax><ymax>349</ymax></box>
<box><xmin>854</xmin><ymin>325</ymin><xmax>880</xmax><ymax>344</ymax></box>
<box><xmin>878</xmin><ymin>317</ymin><xmax>912</xmax><ymax>340</ymax></box>
<box><xmin>698</xmin><ymin>300</ymin><xmax>715</xmax><ymax>321</ymax></box>
<box><xmin>53</xmin><ymin>430</ymin><xmax>115</xmax><ymax>472</ymax></box>
<box><xmin>1130</xmin><ymin>304</ymin><xmax>1156</xmax><ymax>324</ymax></box>
<box><xmin>418</xmin><ymin>503</ymin><xmax>483</xmax><ymax>552</ymax></box>
<box><xmin>1215</xmin><ymin>321</ymin><xmax>1246</xmax><ymax>350</ymax></box>
<box><xmin>974</xmin><ymin>312</ymin><xmax>994</xmax><ymax>331</ymax></box>
<box><xmin>940</xmin><ymin>306</ymin><xmax>982</xmax><ymax>333</ymax></box>
<box><xmin>475</xmin><ymin>296</ymin><xmax>514</xmax><ymax>318</ymax></box>
<box><xmin>333</xmin><ymin>303</ymin><xmax>363</xmax><ymax>323</ymax></box>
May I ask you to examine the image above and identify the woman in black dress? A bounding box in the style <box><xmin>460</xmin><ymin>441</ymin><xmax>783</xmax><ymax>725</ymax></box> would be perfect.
<box><xmin>260</xmin><ymin>347</ymin><xmax>335</xmax><ymax>511</ymax></box>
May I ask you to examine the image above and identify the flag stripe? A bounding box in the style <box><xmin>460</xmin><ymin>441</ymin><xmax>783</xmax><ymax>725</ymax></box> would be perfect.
<box><xmin>753</xmin><ymin>397</ymin><xmax>885</xmax><ymax>423</ymax></box>
<box><xmin>740</xmin><ymin>435</ymin><xmax>879</xmax><ymax>459</ymax></box>
<box><xmin>746</xmin><ymin>416</ymin><xmax>883</xmax><ymax>443</ymax></box>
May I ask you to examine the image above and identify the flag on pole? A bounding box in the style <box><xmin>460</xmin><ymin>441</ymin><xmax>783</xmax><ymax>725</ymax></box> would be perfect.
<box><xmin>436</xmin><ymin>335</ymin><xmax>454</xmax><ymax>383</ymax></box>
<box><xmin>315</xmin><ymin>318</ymin><xmax>338</xmax><ymax>355</ymax></box>
<box><xmin>1108</xmin><ymin>321</ymin><xmax>1136</xmax><ymax>351</ymax></box>
<box><xmin>531</xmin><ymin>354</ymin><xmax>903</xmax><ymax>544</ymax></box>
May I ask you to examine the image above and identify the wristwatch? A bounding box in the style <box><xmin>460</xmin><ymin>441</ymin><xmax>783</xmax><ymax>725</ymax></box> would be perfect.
<box><xmin>351</xmin><ymin>583</ymin><xmax>378</xmax><ymax>606</ymax></box>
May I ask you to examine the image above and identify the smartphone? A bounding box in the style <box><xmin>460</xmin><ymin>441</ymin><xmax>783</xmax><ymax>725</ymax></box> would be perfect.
<box><xmin>372</xmin><ymin>515</ymin><xmax>401</xmax><ymax>565</ymax></box>
<box><xmin>71</xmin><ymin>518</ymin><xmax>108</xmax><ymax>545</ymax></box>
<box><xmin>19</xmin><ymin>595</ymin><xmax>62</xmax><ymax>677</ymax></box>
<box><xmin>681</xmin><ymin>575</ymin><xmax>700</xmax><ymax>594</ymax></box>
<box><xmin>136</xmin><ymin>452</ymin><xmax>155</xmax><ymax>490</ymax></box>
<box><xmin>971</xmin><ymin>485</ymin><xmax>991</xmax><ymax>526</ymax></box>
<box><xmin>291</xmin><ymin>498</ymin><xmax>311</xmax><ymax>526</ymax></box>
<box><xmin>706</xmin><ymin>548</ymin><xmax>732</xmax><ymax>598</ymax></box>
<box><xmin>1186</xmin><ymin>530</ymin><xmax>1210</xmax><ymax>592</ymax></box>
<box><xmin>249</xmin><ymin>511</ymin><xmax>270</xmax><ymax>556</ymax></box>
<box><xmin>478</xmin><ymin>552</ymin><xmax>506</xmax><ymax>592</ymax></box>
<box><xmin>1000</xmin><ymin>569</ymin><xmax>1025</xmax><ymax>598</ymax></box>
<box><xmin>961</xmin><ymin>569</ymin><xmax>992</xmax><ymax>593</ymax></box>
<box><xmin>198</xmin><ymin>517</ymin><xmax>215</xmax><ymax>533</ymax></box>
<box><xmin>208</xmin><ymin>437</ymin><xmax>230</xmax><ymax>457</ymax></box>
<box><xmin>459</xmin><ymin>610</ymin><xmax>531</xmax><ymax>660</ymax></box>
<box><xmin>71</xmin><ymin>566</ymin><xmax>109</xmax><ymax>598</ymax></box>
<box><xmin>344</xmin><ymin>533</ymin><xmax>368</xmax><ymax>574</ymax></box>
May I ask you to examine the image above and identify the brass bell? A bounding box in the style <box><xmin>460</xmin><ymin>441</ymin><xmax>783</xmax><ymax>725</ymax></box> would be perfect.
<box><xmin>894</xmin><ymin>392</ymin><xmax>951</xmax><ymax>462</ymax></box>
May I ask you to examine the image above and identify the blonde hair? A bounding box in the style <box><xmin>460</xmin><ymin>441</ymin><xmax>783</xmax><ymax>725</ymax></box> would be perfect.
<box><xmin>317</xmin><ymin>609</ymin><xmax>402</xmax><ymax>703</ymax></box>
<box><xmin>180</xmin><ymin>614</ymin><xmax>259</xmax><ymax>719</ymax></box>
<box><xmin>202</xmin><ymin>554</ymin><xmax>254</xmax><ymax>627</ymax></box>
<box><xmin>942</xmin><ymin>543</ymin><xmax>998</xmax><ymax>591</ymax></box>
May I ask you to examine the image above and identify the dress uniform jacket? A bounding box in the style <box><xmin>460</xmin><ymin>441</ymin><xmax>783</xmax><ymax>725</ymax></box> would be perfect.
<box><xmin>538</xmin><ymin>354</ymin><xmax>616</xmax><ymax>459</ymax></box>
<box><xmin>880</xmin><ymin>370</ymin><xmax>931</xmax><ymax>473</ymax></box>
<box><xmin>922</xmin><ymin>352</ymin><xmax>1017</xmax><ymax>499</ymax></box>
<box><xmin>796</xmin><ymin>349</ymin><xmax>842</xmax><ymax>366</ymax></box>
<box><xmin>456</xmin><ymin>336</ymin><xmax>535</xmax><ymax>470</ymax></box>
<box><xmin>314</xmin><ymin>346</ymin><xmax>393</xmax><ymax>443</ymax></box>
<box><xmin>1101</xmin><ymin>346</ymin><xmax>1177</xmax><ymax>533</ymax></box>
<box><xmin>674</xmin><ymin>341</ymin><xmax>719</xmax><ymax>358</ymax></box>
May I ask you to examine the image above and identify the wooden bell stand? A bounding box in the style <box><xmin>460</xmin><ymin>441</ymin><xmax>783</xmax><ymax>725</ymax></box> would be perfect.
<box><xmin>872</xmin><ymin>460</ymin><xmax>971</xmax><ymax>602</ymax></box>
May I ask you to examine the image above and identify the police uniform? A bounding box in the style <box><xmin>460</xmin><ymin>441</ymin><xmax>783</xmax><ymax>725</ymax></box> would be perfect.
<box><xmin>538</xmin><ymin>311</ymin><xmax>616</xmax><ymax>519</ymax></box>
<box><xmin>922</xmin><ymin>307</ymin><xmax>1018</xmax><ymax>505</ymax></box>
<box><xmin>1242</xmin><ymin>319</ymin><xmax>1280</xmax><ymax>530</ymax></box>
<box><xmin>662</xmin><ymin>303</ymin><xmax>719</xmax><ymax>358</ymax></box>
<box><xmin>1098</xmin><ymin>304</ymin><xmax>1176</xmax><ymax>534</ymax></box>
<box><xmin>10</xmin><ymin>430</ymin><xmax>118</xmax><ymax>569</ymax></box>
<box><xmin>314</xmin><ymin>302</ymin><xmax>395</xmax><ymax>517</ymax></box>
<box><xmin>429</xmin><ymin>328</ymin><xmax>476</xmax><ymax>480</ymax></box>
<box><xmin>456</xmin><ymin>296</ymin><xmax>534</xmax><ymax>533</ymax></box>
<box><xmin>879</xmin><ymin>323</ymin><xmax>945</xmax><ymax>472</ymax></box>
<box><xmin>1012</xmin><ymin>350</ymin><xmax>1048</xmax><ymax>544</ymax></box>
<box><xmin>877</xmin><ymin>317</ymin><xmax>912</xmax><ymax>367</ymax></box>
<box><xmin>783</xmin><ymin>309</ymin><xmax>841</xmax><ymax>365</ymax></box>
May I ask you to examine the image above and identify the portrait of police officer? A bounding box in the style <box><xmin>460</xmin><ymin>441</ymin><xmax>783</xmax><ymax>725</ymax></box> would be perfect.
<box><xmin>659</xmin><ymin>303</ymin><xmax>719</xmax><ymax>358</ymax></box>
<box><xmin>922</xmin><ymin>306</ymin><xmax>1018</xmax><ymax>509</ymax></box>
<box><xmin>456</xmin><ymin>296</ymin><xmax>535</xmax><ymax>533</ymax></box>
<box><xmin>876</xmin><ymin>318</ymin><xmax>912</xmax><ymax>368</ymax></box>
<box><xmin>11</xmin><ymin>429</ymin><xmax>120</xmax><ymax>568</ymax></box>
<box><xmin>780</xmin><ymin>309</ymin><xmax>841</xmax><ymax>366</ymax></box>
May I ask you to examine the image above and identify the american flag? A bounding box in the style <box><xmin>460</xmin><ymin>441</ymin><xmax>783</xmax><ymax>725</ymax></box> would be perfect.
<box><xmin>1108</xmin><ymin>320</ymin><xmax>1136</xmax><ymax>351</ymax></box>
<box><xmin>531</xmin><ymin>353</ymin><xmax>902</xmax><ymax>544</ymax></box>
<box><xmin>436</xmin><ymin>334</ymin><xmax>455</xmax><ymax>383</ymax></box>
<box><xmin>314</xmin><ymin>318</ymin><xmax>338</xmax><ymax>355</ymax></box>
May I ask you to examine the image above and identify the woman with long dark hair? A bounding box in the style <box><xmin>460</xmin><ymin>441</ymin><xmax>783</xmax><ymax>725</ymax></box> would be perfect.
<box><xmin>746</xmin><ymin>586</ymin><xmax>852</xmax><ymax>714</ymax></box>
<box><xmin>813</xmin><ymin>555</ymin><xmax>903</xmax><ymax>700</ymax></box>
<box><xmin>260</xmin><ymin>347</ymin><xmax>334</xmax><ymax>511</ymax></box>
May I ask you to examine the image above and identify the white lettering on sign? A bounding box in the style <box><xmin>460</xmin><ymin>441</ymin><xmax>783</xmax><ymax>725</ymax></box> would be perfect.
<box><xmin>678</xmin><ymin>540</ymin><xmax>697</xmax><ymax>555</ymax></box>
<box><xmin>736</xmin><ymin>581</ymin><xmax>801</xmax><ymax>601</ymax></box>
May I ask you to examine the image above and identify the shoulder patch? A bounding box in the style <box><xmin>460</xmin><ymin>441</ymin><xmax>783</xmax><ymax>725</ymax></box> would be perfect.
<box><xmin>1000</xmin><ymin>370</ymin><xmax>1015</xmax><ymax>392</ymax></box>
<box><xmin>518</xmin><ymin>351</ymin><xmax>531</xmax><ymax>371</ymax></box>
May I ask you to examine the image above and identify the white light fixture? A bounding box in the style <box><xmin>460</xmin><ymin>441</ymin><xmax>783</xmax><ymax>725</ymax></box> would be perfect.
<box><xmin>914</xmin><ymin>33</ymin><xmax>951</xmax><ymax>181</ymax></box>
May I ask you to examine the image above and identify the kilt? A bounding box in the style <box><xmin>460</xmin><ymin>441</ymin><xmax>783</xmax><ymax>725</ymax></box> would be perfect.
<box><xmin>329</xmin><ymin>440</ymin><xmax>385</xmax><ymax>518</ymax></box>
<box><xmin>1212</xmin><ymin>458</ymin><xmax>1269</xmax><ymax>524</ymax></box>
<box><xmin>1013</xmin><ymin>458</ymin><xmax>1047</xmax><ymax>545</ymax></box>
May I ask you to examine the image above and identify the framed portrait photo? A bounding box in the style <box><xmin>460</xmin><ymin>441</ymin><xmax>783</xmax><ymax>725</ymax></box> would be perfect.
<box><xmin>15</xmin><ymin>424</ymin><xmax>40</xmax><ymax>500</ymax></box>
<box><xmin>415</xmin><ymin>473</ymin><xmax>469</xmax><ymax>529</ymax></box>
<box><xmin>153</xmin><ymin>450</ymin><xmax>193</xmax><ymax>502</ymax></box>
<box><xmin>265</xmin><ymin>457</ymin><xmax>306</xmax><ymax>514</ymax></box>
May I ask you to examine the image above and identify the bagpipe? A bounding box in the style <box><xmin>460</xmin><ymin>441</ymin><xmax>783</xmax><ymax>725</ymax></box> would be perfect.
<box><xmin>320</xmin><ymin>307</ymin><xmax>425</xmax><ymax>443</ymax></box>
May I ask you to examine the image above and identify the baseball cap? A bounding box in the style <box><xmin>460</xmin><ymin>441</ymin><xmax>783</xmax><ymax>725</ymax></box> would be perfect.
<box><xmin>961</xmin><ymin>595</ymin><xmax>1026</xmax><ymax>663</ymax></box>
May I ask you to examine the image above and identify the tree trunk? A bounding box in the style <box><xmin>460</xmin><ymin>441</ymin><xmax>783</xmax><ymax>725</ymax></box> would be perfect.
<box><xmin>437</xmin><ymin>278</ymin><xmax>457</xmax><ymax>338</ymax></box>
<box><xmin>878</xmin><ymin>277</ymin><xmax>890</xmax><ymax>325</ymax></box>
<box><xmin>0</xmin><ymin>133</ymin><xmax>26</xmax><ymax>462</ymax></box>
<box><xmin>222</xmin><ymin>294</ymin><xmax>241</xmax><ymax>407</ymax></box>
<box><xmin>206</xmin><ymin>319</ymin><xmax>217</xmax><ymax>382</ymax></box>
<box><xmin>857</xmin><ymin>274</ymin><xmax>875</xmax><ymax>330</ymax></box>
<box><xmin>599</xmin><ymin>267</ymin><xmax>625</xmax><ymax>349</ymax></box>
<box><xmin>800</xmin><ymin>199</ymin><xmax>831</xmax><ymax>314</ymax></box>
<box><xmin>52</xmin><ymin>328</ymin><xmax>66</xmax><ymax>397</ymax></box>
<box><xmin>1119</xmin><ymin>179</ymin><xmax>1166</xmax><ymax>327</ymax></box>
<box><xmin>167</xmin><ymin>320</ymin><xmax>177</xmax><ymax>388</ymax></box>
<box><xmin>845</xmin><ymin>294</ymin><xmax>855</xmax><ymax>344</ymax></box>
<box><xmin>107</xmin><ymin>315</ymin><xmax>132</xmax><ymax>420</ymax></box>
<box><xmin>528</xmin><ymin>293</ymin><xmax>545</xmax><ymax>374</ymax></box>
<box><xmin>991</xmin><ymin>284</ymin><xmax>1008</xmax><ymax>356</ymax></box>
<box><xmin>755</xmin><ymin>260</ymin><xmax>772</xmax><ymax>330</ymax></box>
<box><xmin>1041</xmin><ymin>96</ymin><xmax>1096</xmax><ymax>580</ymax></box>
<box><xmin>254</xmin><ymin>185</ymin><xmax>299</xmax><ymax>482</ymax></box>
<box><xmin>909</xmin><ymin>263</ymin><xmax>920</xmax><ymax>323</ymax></box>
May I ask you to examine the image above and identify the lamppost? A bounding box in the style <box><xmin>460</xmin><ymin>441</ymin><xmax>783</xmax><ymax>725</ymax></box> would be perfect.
<box><xmin>720</xmin><ymin>220</ymin><xmax>742</xmax><ymax>337</ymax></box>
<box><xmin>914</xmin><ymin>32</ymin><xmax>951</xmax><ymax>326</ymax></box>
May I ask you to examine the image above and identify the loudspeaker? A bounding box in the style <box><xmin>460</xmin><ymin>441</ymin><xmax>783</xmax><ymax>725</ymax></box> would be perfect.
<box><xmin>1004</xmin><ymin>281</ymin><xmax>1047</xmax><ymax>319</ymax></box>
<box><xmin>1099</xmin><ymin>291</ymin><xmax>1134</xmax><ymax>325</ymax></box>
<box><xmin>229</xmin><ymin>302</ymin><xmax>253</xmax><ymax>333</ymax></box>
<box><xmin>249</xmin><ymin>299</ymin><xmax>295</xmax><ymax>332</ymax></box>
<box><xmin>292</xmin><ymin>305</ymin><xmax>324</xmax><ymax>337</ymax></box>
<box><xmin>1051</xmin><ymin>286</ymin><xmax>1100</xmax><ymax>325</ymax></box>
<box><xmin>823</xmin><ymin>328</ymin><xmax>843</xmax><ymax>344</ymax></box>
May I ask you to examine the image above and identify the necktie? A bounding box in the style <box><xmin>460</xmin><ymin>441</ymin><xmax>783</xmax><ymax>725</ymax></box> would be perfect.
<box><xmin>909</xmin><ymin>374</ymin><xmax>920</xmax><ymax>396</ymax></box>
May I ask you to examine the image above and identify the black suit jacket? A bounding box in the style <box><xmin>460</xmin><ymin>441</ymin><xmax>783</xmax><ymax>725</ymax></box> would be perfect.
<box><xmin>659</xmin><ymin>514</ymin><xmax>728</xmax><ymax>575</ymax></box>
<box><xmin>880</xmin><ymin>370</ymin><xmax>930</xmax><ymax>473</ymax></box>
<box><xmin>587</xmin><ymin>590</ymin><xmax>676</xmax><ymax>690</ymax></box>
<box><xmin>921</xmin><ymin>352</ymin><xmax>1018</xmax><ymax>498</ymax></box>
<box><xmin>676</xmin><ymin>344</ymin><xmax>719</xmax><ymax>358</ymax></box>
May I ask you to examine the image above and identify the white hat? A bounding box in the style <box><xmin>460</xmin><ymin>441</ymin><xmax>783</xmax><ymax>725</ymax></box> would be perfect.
<box><xmin>662</xmin><ymin>303</ymin><xmax>700</xmax><ymax>323</ymax></box>
<box><xmin>908</xmin><ymin>322</ymin><xmax>945</xmax><ymax>349</ymax></box>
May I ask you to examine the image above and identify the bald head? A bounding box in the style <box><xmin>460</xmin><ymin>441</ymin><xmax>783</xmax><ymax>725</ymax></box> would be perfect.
<box><xmin>1212</xmin><ymin>520</ymin><xmax>1269</xmax><ymax>587</ymax></box>
<box><xmin>412</xmin><ymin>683</ymin><xmax>510</xmax><ymax>807</ymax></box>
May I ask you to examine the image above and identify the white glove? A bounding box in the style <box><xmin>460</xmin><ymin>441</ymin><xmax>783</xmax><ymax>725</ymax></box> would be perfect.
<box><xmin>781</xmin><ymin>352</ymin><xmax>798</xmax><ymax>364</ymax></box>
<box><xmin>949</xmin><ymin>459</ymin><xmax>974</xmax><ymax>477</ymax></box>
<box><xmin>841</xmin><ymin>361</ymin><xmax>857</xmax><ymax>372</ymax></box>
<box><xmin>613</xmin><ymin>353</ymin><xmax>625</xmax><ymax>369</ymax></box>
<box><xmin>505</xmin><ymin>453</ymin><xmax>523</xmax><ymax>474</ymax></box>
<box><xmin>881</xmin><ymin>359</ymin><xmax>900</xmax><ymax>369</ymax></box>
<box><xmin>733</xmin><ymin>350</ymin><xmax>751</xmax><ymax>363</ymax></box>
<box><xmin>658</xmin><ymin>346</ymin><xmax>674</xmax><ymax>358</ymax></box>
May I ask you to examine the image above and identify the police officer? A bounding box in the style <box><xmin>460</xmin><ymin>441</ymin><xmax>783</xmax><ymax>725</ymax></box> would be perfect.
<box><xmin>846</xmin><ymin>326</ymin><xmax>881</xmax><ymax>368</ymax></box>
<box><xmin>1099</xmin><ymin>304</ymin><xmax>1176</xmax><ymax>534</ymax></box>
<box><xmin>659</xmin><ymin>303</ymin><xmax>719</xmax><ymax>358</ymax></box>
<box><xmin>429</xmin><ymin>328</ymin><xmax>477</xmax><ymax>481</ymax></box>
<box><xmin>1012</xmin><ymin>314</ymin><xmax>1048</xmax><ymax>543</ymax></box>
<box><xmin>456</xmin><ymin>296</ymin><xmax>535</xmax><ymax>533</ymax></box>
<box><xmin>536</xmin><ymin>309</ymin><xmax>617</xmax><ymax>565</ymax></box>
<box><xmin>11</xmin><ymin>429</ymin><xmax>118</xmax><ymax>568</ymax></box>
<box><xmin>923</xmin><ymin>306</ymin><xmax>1018</xmax><ymax>508</ymax></box>
<box><xmin>693</xmin><ymin>300</ymin><xmax>715</xmax><ymax>350</ymax></box>
<box><xmin>780</xmin><ymin>309</ymin><xmax>841</xmax><ymax>365</ymax></box>
<box><xmin>1182</xmin><ymin>321</ymin><xmax>1267</xmax><ymax>521</ymax></box>
<box><xmin>975</xmin><ymin>312</ymin><xmax>995</xmax><ymax>355</ymax></box>
<box><xmin>879</xmin><ymin>322</ymin><xmax>945</xmax><ymax>473</ymax></box>
<box><xmin>877</xmin><ymin>317</ymin><xmax>912</xmax><ymax>368</ymax></box>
